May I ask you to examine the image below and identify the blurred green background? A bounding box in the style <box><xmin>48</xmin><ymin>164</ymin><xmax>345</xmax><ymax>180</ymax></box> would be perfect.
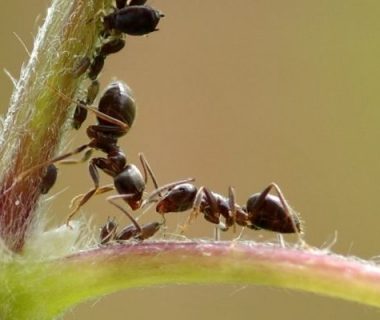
<box><xmin>2</xmin><ymin>1</ymin><xmax>380</xmax><ymax>319</ymax></box>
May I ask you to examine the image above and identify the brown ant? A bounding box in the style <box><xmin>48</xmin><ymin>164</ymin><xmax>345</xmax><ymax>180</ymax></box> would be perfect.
<box><xmin>13</xmin><ymin>81</ymin><xmax>162</xmax><ymax>225</ymax></box>
<box><xmin>144</xmin><ymin>182</ymin><xmax>302</xmax><ymax>236</ymax></box>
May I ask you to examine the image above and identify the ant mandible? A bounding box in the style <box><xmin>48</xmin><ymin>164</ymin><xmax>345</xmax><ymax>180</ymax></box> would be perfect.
<box><xmin>144</xmin><ymin>182</ymin><xmax>302</xmax><ymax>236</ymax></box>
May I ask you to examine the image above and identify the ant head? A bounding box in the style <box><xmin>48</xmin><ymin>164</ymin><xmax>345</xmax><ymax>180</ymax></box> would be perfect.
<box><xmin>98</xmin><ymin>81</ymin><xmax>136</xmax><ymax>131</ymax></box>
<box><xmin>156</xmin><ymin>183</ymin><xmax>197</xmax><ymax>214</ymax></box>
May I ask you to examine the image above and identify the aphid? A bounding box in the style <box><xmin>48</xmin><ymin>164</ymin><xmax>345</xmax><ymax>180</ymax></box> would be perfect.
<box><xmin>88</xmin><ymin>54</ymin><xmax>105</xmax><ymax>80</ymax></box>
<box><xmin>100</xmin><ymin>199</ymin><xmax>161</xmax><ymax>244</ymax></box>
<box><xmin>72</xmin><ymin>80</ymin><xmax>101</xmax><ymax>129</ymax></box>
<box><xmin>40</xmin><ymin>164</ymin><xmax>58</xmax><ymax>194</ymax></box>
<box><xmin>15</xmin><ymin>81</ymin><xmax>169</xmax><ymax>226</ymax></box>
<box><xmin>103</xmin><ymin>6</ymin><xmax>165</xmax><ymax>36</ymax></box>
<box><xmin>86</xmin><ymin>80</ymin><xmax>100</xmax><ymax>105</ymax></box>
<box><xmin>72</xmin><ymin>101</ymin><xmax>88</xmax><ymax>130</ymax></box>
<box><xmin>99</xmin><ymin>218</ymin><xmax>118</xmax><ymax>244</ymax></box>
<box><xmin>100</xmin><ymin>38</ymin><xmax>126</xmax><ymax>56</ymax></box>
<box><xmin>72</xmin><ymin>56</ymin><xmax>91</xmax><ymax>78</ymax></box>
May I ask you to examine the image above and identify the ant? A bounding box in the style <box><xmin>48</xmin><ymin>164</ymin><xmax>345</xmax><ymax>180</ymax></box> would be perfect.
<box><xmin>13</xmin><ymin>81</ymin><xmax>162</xmax><ymax>225</ymax></box>
<box><xmin>144</xmin><ymin>182</ymin><xmax>302</xmax><ymax>236</ymax></box>
<box><xmin>99</xmin><ymin>177</ymin><xmax>196</xmax><ymax>244</ymax></box>
<box><xmin>73</xmin><ymin>0</ymin><xmax>163</xmax><ymax>129</ymax></box>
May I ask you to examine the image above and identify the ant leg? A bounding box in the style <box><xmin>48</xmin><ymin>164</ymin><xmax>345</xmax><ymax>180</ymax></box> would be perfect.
<box><xmin>228</xmin><ymin>186</ymin><xmax>237</xmax><ymax>233</ymax></box>
<box><xmin>60</xmin><ymin>149</ymin><xmax>93</xmax><ymax>165</ymax></box>
<box><xmin>14</xmin><ymin>144</ymin><xmax>89</xmax><ymax>184</ymax></box>
<box><xmin>65</xmin><ymin>160</ymin><xmax>100</xmax><ymax>226</ymax></box>
<box><xmin>107</xmin><ymin>195</ymin><xmax>142</xmax><ymax>233</ymax></box>
<box><xmin>138</xmin><ymin>153</ymin><xmax>159</xmax><ymax>190</ymax></box>
<box><xmin>70</xmin><ymin>183</ymin><xmax>114</xmax><ymax>209</ymax></box>
<box><xmin>180</xmin><ymin>186</ymin><xmax>207</xmax><ymax>234</ymax></box>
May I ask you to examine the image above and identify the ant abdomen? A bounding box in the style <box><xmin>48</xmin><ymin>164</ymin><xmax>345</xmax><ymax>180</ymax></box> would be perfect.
<box><xmin>246</xmin><ymin>193</ymin><xmax>301</xmax><ymax>233</ymax></box>
<box><xmin>97</xmin><ymin>81</ymin><xmax>136</xmax><ymax>131</ymax></box>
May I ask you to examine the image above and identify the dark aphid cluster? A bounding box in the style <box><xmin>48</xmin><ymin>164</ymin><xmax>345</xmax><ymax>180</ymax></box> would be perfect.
<box><xmin>71</xmin><ymin>0</ymin><xmax>164</xmax><ymax>130</ymax></box>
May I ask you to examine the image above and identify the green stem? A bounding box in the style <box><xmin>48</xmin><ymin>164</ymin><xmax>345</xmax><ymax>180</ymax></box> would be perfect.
<box><xmin>0</xmin><ymin>0</ymin><xmax>112</xmax><ymax>252</ymax></box>
<box><xmin>3</xmin><ymin>241</ymin><xmax>380</xmax><ymax>319</ymax></box>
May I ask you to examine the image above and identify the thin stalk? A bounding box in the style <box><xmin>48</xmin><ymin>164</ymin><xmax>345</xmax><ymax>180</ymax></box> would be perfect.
<box><xmin>0</xmin><ymin>0</ymin><xmax>112</xmax><ymax>252</ymax></box>
<box><xmin>3</xmin><ymin>241</ymin><xmax>380</xmax><ymax>319</ymax></box>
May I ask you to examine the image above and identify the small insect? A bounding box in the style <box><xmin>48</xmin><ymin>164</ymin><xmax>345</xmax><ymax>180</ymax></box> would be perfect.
<box><xmin>88</xmin><ymin>54</ymin><xmax>105</xmax><ymax>80</ymax></box>
<box><xmin>145</xmin><ymin>182</ymin><xmax>301</xmax><ymax>235</ymax></box>
<box><xmin>103</xmin><ymin>5</ymin><xmax>165</xmax><ymax>36</ymax></box>
<box><xmin>72</xmin><ymin>56</ymin><xmax>91</xmax><ymax>78</ymax></box>
<box><xmin>100</xmin><ymin>197</ymin><xmax>162</xmax><ymax>244</ymax></box>
<box><xmin>14</xmin><ymin>81</ymin><xmax>135</xmax><ymax>220</ymax></box>
<box><xmin>40</xmin><ymin>164</ymin><xmax>58</xmax><ymax>194</ymax></box>
<box><xmin>100</xmin><ymin>38</ymin><xmax>126</xmax><ymax>56</ymax></box>
<box><xmin>72</xmin><ymin>80</ymin><xmax>100</xmax><ymax>129</ymax></box>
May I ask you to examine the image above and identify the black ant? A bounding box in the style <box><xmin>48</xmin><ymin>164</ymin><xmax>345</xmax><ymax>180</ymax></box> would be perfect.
<box><xmin>13</xmin><ymin>81</ymin><xmax>163</xmax><ymax>225</ymax></box>
<box><xmin>144</xmin><ymin>182</ymin><xmax>302</xmax><ymax>236</ymax></box>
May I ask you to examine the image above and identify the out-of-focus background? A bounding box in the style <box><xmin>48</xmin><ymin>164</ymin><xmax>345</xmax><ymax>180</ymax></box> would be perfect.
<box><xmin>1</xmin><ymin>1</ymin><xmax>380</xmax><ymax>319</ymax></box>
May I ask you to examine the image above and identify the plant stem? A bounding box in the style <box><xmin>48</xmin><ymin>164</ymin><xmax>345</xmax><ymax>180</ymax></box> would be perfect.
<box><xmin>0</xmin><ymin>0</ymin><xmax>112</xmax><ymax>252</ymax></box>
<box><xmin>4</xmin><ymin>241</ymin><xmax>380</xmax><ymax>319</ymax></box>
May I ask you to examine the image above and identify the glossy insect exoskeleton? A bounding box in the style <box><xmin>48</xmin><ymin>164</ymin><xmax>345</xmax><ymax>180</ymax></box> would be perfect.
<box><xmin>72</xmin><ymin>80</ymin><xmax>100</xmax><ymax>129</ymax></box>
<box><xmin>101</xmin><ymin>199</ymin><xmax>161</xmax><ymax>244</ymax></box>
<box><xmin>16</xmin><ymin>81</ymin><xmax>138</xmax><ymax>223</ymax></box>
<box><xmin>103</xmin><ymin>6</ymin><xmax>164</xmax><ymax>36</ymax></box>
<box><xmin>100</xmin><ymin>38</ymin><xmax>126</xmax><ymax>56</ymax></box>
<box><xmin>153</xmin><ymin>184</ymin><xmax>243</xmax><ymax>231</ymax></box>
<box><xmin>73</xmin><ymin>100</ymin><xmax>88</xmax><ymax>130</ymax></box>
<box><xmin>245</xmin><ymin>184</ymin><xmax>301</xmax><ymax>233</ymax></box>
<box><xmin>149</xmin><ymin>182</ymin><xmax>301</xmax><ymax>235</ymax></box>
<box><xmin>116</xmin><ymin>221</ymin><xmax>161</xmax><ymax>241</ymax></box>
<box><xmin>40</xmin><ymin>164</ymin><xmax>58</xmax><ymax>194</ymax></box>
<box><xmin>88</xmin><ymin>54</ymin><xmax>105</xmax><ymax>80</ymax></box>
